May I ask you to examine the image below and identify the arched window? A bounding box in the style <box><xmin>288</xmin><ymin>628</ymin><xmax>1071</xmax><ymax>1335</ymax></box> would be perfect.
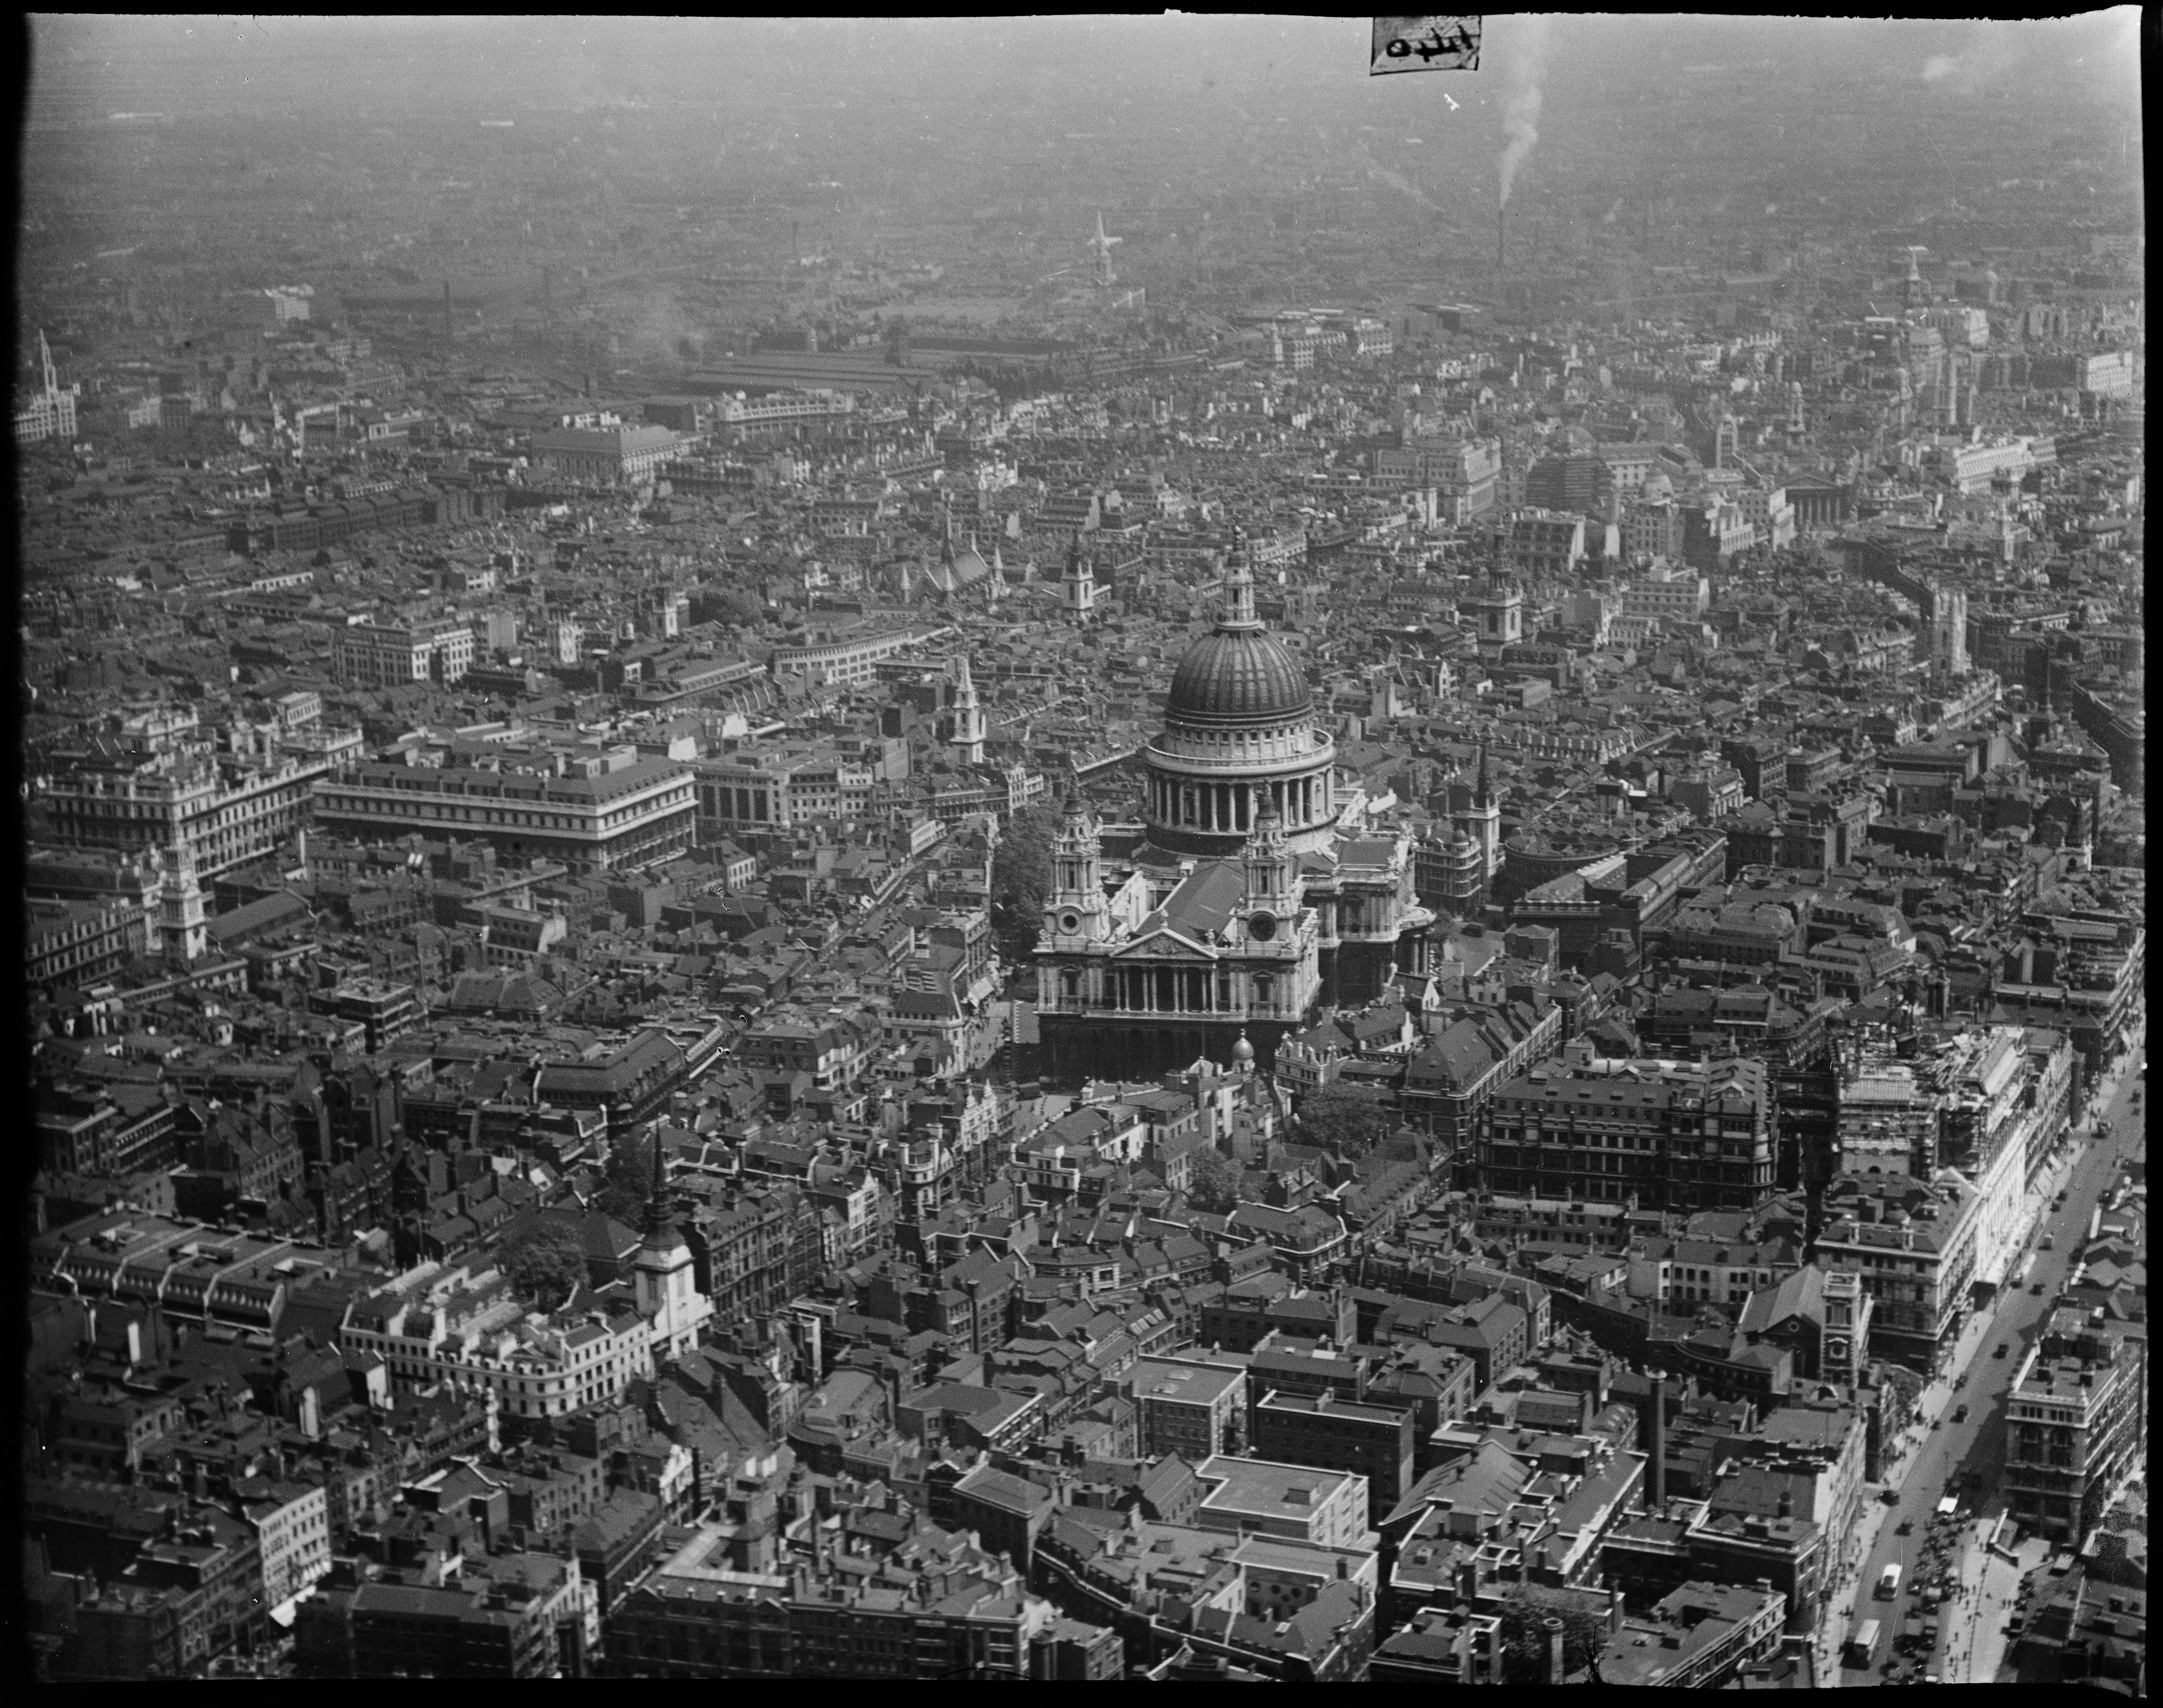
<box><xmin>1061</xmin><ymin>970</ymin><xmax>1080</xmax><ymax>1002</ymax></box>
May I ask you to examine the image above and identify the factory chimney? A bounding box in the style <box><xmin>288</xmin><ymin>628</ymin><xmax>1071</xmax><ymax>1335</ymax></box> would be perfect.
<box><xmin>443</xmin><ymin>279</ymin><xmax>453</xmax><ymax>340</ymax></box>
<box><xmin>1497</xmin><ymin>205</ymin><xmax>1507</xmax><ymax>271</ymax></box>
<box><xmin>1645</xmin><ymin>1369</ymin><xmax>1668</xmax><ymax>1509</ymax></box>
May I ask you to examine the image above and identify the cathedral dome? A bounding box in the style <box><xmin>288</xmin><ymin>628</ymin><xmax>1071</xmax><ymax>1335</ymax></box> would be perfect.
<box><xmin>1163</xmin><ymin>533</ymin><xmax>1314</xmax><ymax>731</ymax></box>
<box><xmin>1165</xmin><ymin>628</ymin><xmax>1314</xmax><ymax>729</ymax></box>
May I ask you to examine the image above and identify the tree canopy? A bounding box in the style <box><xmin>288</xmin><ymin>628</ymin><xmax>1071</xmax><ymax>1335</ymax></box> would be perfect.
<box><xmin>989</xmin><ymin>799</ymin><xmax>1063</xmax><ymax>961</ymax></box>
<box><xmin>593</xmin><ymin>1132</ymin><xmax>655</xmax><ymax>1226</ymax></box>
<box><xmin>694</xmin><ymin>585</ymin><xmax>763</xmax><ymax>628</ymax></box>
<box><xmin>1294</xmin><ymin>1083</ymin><xmax>1396</xmax><ymax>1160</ymax></box>
<box><xmin>1493</xmin><ymin>1585</ymin><xmax>1613</xmax><ymax>1684</ymax></box>
<box><xmin>498</xmin><ymin>1220</ymin><xmax>589</xmax><ymax>1313</ymax></box>
<box><xmin>1186</xmin><ymin>1145</ymin><xmax>1245</xmax><ymax>1215</ymax></box>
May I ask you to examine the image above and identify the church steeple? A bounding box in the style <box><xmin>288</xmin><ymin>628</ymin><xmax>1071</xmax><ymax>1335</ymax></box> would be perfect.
<box><xmin>950</xmin><ymin>652</ymin><xmax>986</xmax><ymax>765</ymax></box>
<box><xmin>641</xmin><ymin>1132</ymin><xmax>677</xmax><ymax>1246</ymax></box>
<box><xmin>159</xmin><ymin>836</ymin><xmax>208</xmax><ymax>967</ymax></box>
<box><xmin>634</xmin><ymin>1132</ymin><xmax>709</xmax><ymax>1362</ymax></box>
<box><xmin>1455</xmin><ymin>746</ymin><xmax>1502</xmax><ymax>908</ymax></box>
<box><xmin>1061</xmin><ymin>537</ymin><xmax>1100</xmax><ymax>623</ymax></box>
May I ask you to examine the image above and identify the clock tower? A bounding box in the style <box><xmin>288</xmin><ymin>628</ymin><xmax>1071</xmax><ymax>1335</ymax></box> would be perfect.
<box><xmin>1044</xmin><ymin>788</ymin><xmax>1109</xmax><ymax>945</ymax></box>
<box><xmin>1242</xmin><ymin>793</ymin><xmax>1297</xmax><ymax>917</ymax></box>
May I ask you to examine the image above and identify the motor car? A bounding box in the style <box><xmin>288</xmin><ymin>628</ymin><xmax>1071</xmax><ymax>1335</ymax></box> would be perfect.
<box><xmin>1881</xmin><ymin>1488</ymin><xmax>1902</xmax><ymax>1506</ymax></box>
<box><xmin>1952</xmin><ymin>1404</ymin><xmax>1969</xmax><ymax>1424</ymax></box>
<box><xmin>2031</xmin><ymin>1281</ymin><xmax>2045</xmax><ymax>1295</ymax></box>
<box><xmin>1896</xmin><ymin>1520</ymin><xmax>1914</xmax><ymax>1536</ymax></box>
<box><xmin>1993</xmin><ymin>1343</ymin><xmax>2009</xmax><ymax>1359</ymax></box>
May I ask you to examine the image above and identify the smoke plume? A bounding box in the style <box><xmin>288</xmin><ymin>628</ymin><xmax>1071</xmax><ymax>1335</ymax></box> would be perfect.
<box><xmin>1362</xmin><ymin>147</ymin><xmax>1438</xmax><ymax>213</ymax></box>
<box><xmin>1496</xmin><ymin>14</ymin><xmax>1551</xmax><ymax>208</ymax></box>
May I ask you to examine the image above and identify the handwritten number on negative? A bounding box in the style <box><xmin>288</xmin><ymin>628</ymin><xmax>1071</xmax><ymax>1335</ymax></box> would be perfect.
<box><xmin>1371</xmin><ymin>16</ymin><xmax>1481</xmax><ymax>75</ymax></box>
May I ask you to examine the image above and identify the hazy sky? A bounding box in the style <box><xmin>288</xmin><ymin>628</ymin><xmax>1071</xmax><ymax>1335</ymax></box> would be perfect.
<box><xmin>29</xmin><ymin>12</ymin><xmax>2143</xmax><ymax>118</ymax></box>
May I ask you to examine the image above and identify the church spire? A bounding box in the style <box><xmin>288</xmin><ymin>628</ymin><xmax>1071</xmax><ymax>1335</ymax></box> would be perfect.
<box><xmin>950</xmin><ymin>652</ymin><xmax>985</xmax><ymax>764</ymax></box>
<box><xmin>642</xmin><ymin>1134</ymin><xmax>676</xmax><ymax>1243</ymax></box>
<box><xmin>1475</xmin><ymin>742</ymin><xmax>1492</xmax><ymax>809</ymax></box>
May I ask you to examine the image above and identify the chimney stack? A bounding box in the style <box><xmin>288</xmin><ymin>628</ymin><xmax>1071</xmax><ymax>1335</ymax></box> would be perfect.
<box><xmin>1545</xmin><ymin>1616</ymin><xmax>1567</xmax><ymax>1685</ymax></box>
<box><xmin>1645</xmin><ymin>1369</ymin><xmax>1668</xmax><ymax>1509</ymax></box>
<box><xmin>1497</xmin><ymin>205</ymin><xmax>1507</xmax><ymax>271</ymax></box>
<box><xmin>443</xmin><ymin>279</ymin><xmax>453</xmax><ymax>341</ymax></box>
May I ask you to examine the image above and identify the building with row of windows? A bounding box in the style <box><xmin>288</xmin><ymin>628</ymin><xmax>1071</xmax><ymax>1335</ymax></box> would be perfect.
<box><xmin>37</xmin><ymin>742</ymin><xmax>340</xmax><ymax>879</ymax></box>
<box><xmin>331</xmin><ymin>617</ymin><xmax>477</xmax><ymax>689</ymax></box>
<box><xmin>767</xmin><ymin>624</ymin><xmax>956</xmax><ymax>689</ymax></box>
<box><xmin>1370</xmin><ymin>436</ymin><xmax>1501</xmax><ymax>524</ymax></box>
<box><xmin>1477</xmin><ymin>1059</ymin><xmax>1776</xmax><ymax>1213</ymax></box>
<box><xmin>2003</xmin><ymin>1311</ymin><xmax>2145</xmax><ymax>1545</ymax></box>
<box><xmin>1810</xmin><ymin>1170</ymin><xmax>1980</xmax><ymax>1368</ymax></box>
<box><xmin>530</xmin><ymin>418</ymin><xmax>684</xmax><ymax>486</ymax></box>
<box><xmin>25</xmin><ymin>894</ymin><xmax>154</xmax><ymax>989</ymax></box>
<box><xmin>605</xmin><ymin>1540</ymin><xmax>1079</xmax><ymax>1679</ymax></box>
<box><xmin>335</xmin><ymin>1233</ymin><xmax>701</xmax><ymax>1421</ymax></box>
<box><xmin>311</xmin><ymin>749</ymin><xmax>696</xmax><ymax>877</ymax></box>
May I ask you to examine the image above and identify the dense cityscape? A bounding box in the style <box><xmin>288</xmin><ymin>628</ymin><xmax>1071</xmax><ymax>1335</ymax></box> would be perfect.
<box><xmin>17</xmin><ymin>13</ymin><xmax>2145</xmax><ymax>1687</ymax></box>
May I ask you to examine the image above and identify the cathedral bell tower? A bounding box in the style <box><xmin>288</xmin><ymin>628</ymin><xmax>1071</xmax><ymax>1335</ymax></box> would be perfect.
<box><xmin>1045</xmin><ymin>788</ymin><xmax>1108</xmax><ymax>944</ymax></box>
<box><xmin>1242</xmin><ymin>795</ymin><xmax>1297</xmax><ymax>917</ymax></box>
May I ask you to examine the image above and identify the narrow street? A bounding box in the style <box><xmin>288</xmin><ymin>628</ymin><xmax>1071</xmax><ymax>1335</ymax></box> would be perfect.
<box><xmin>1823</xmin><ymin>1020</ymin><xmax>2145</xmax><ymax>1685</ymax></box>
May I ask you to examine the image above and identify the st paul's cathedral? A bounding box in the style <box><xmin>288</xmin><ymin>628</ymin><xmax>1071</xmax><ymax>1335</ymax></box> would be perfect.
<box><xmin>1034</xmin><ymin>534</ymin><xmax>1492</xmax><ymax>1082</ymax></box>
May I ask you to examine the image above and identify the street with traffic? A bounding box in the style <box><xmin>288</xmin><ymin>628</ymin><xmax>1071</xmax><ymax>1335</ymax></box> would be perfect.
<box><xmin>1826</xmin><ymin>1021</ymin><xmax>2145</xmax><ymax>1686</ymax></box>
